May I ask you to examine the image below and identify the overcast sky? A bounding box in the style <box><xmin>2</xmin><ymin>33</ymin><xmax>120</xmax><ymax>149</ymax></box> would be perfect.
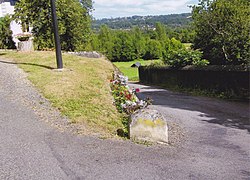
<box><xmin>92</xmin><ymin>0</ymin><xmax>199</xmax><ymax>19</ymax></box>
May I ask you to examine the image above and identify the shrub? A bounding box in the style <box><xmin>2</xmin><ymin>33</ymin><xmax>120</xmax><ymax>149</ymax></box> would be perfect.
<box><xmin>163</xmin><ymin>49</ymin><xmax>209</xmax><ymax>68</ymax></box>
<box><xmin>146</xmin><ymin>61</ymin><xmax>166</xmax><ymax>68</ymax></box>
<box><xmin>0</xmin><ymin>16</ymin><xmax>16</xmax><ymax>49</ymax></box>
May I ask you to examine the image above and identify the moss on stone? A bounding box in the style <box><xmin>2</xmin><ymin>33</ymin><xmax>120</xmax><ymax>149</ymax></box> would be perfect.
<box><xmin>136</xmin><ymin>119</ymin><xmax>166</xmax><ymax>128</ymax></box>
<box><xmin>155</xmin><ymin>119</ymin><xmax>166</xmax><ymax>126</ymax></box>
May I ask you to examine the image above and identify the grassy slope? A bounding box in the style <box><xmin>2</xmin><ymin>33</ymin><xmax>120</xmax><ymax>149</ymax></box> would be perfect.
<box><xmin>113</xmin><ymin>60</ymin><xmax>160</xmax><ymax>81</ymax></box>
<box><xmin>1</xmin><ymin>51</ymin><xmax>123</xmax><ymax>135</ymax></box>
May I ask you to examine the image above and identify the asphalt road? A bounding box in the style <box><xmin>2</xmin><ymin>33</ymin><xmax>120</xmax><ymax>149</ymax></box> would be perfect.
<box><xmin>0</xmin><ymin>58</ymin><xmax>250</xmax><ymax>180</ymax></box>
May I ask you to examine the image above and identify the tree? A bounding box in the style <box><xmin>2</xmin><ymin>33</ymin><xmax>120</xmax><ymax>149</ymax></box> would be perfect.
<box><xmin>155</xmin><ymin>22</ymin><xmax>167</xmax><ymax>42</ymax></box>
<box><xmin>110</xmin><ymin>31</ymin><xmax>136</xmax><ymax>62</ymax></box>
<box><xmin>14</xmin><ymin>0</ymin><xmax>93</xmax><ymax>51</ymax></box>
<box><xmin>57</xmin><ymin>0</ymin><xmax>92</xmax><ymax>51</ymax></box>
<box><xmin>192</xmin><ymin>0</ymin><xmax>250</xmax><ymax>65</ymax></box>
<box><xmin>155</xmin><ymin>22</ymin><xmax>171</xmax><ymax>56</ymax></box>
<box><xmin>92</xmin><ymin>23</ymin><xmax>188</xmax><ymax>62</ymax></box>
<box><xmin>98</xmin><ymin>25</ymin><xmax>113</xmax><ymax>52</ymax></box>
<box><xmin>170</xmin><ymin>38</ymin><xmax>185</xmax><ymax>51</ymax></box>
<box><xmin>131</xmin><ymin>27</ymin><xmax>146</xmax><ymax>59</ymax></box>
<box><xmin>0</xmin><ymin>16</ymin><xmax>16</xmax><ymax>49</ymax></box>
<box><xmin>86</xmin><ymin>33</ymin><xmax>100</xmax><ymax>51</ymax></box>
<box><xmin>177</xmin><ymin>27</ymin><xmax>195</xmax><ymax>43</ymax></box>
<box><xmin>98</xmin><ymin>25</ymin><xmax>115</xmax><ymax>59</ymax></box>
<box><xmin>143</xmin><ymin>39</ymin><xmax>162</xmax><ymax>60</ymax></box>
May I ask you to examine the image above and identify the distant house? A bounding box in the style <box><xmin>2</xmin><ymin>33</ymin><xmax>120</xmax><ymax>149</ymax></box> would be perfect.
<box><xmin>0</xmin><ymin>0</ymin><xmax>17</xmax><ymax>17</ymax></box>
<box><xmin>0</xmin><ymin>0</ymin><xmax>23</xmax><ymax>47</ymax></box>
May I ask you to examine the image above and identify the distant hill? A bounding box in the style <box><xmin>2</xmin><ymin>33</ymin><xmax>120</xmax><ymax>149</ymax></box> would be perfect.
<box><xmin>92</xmin><ymin>13</ymin><xmax>192</xmax><ymax>30</ymax></box>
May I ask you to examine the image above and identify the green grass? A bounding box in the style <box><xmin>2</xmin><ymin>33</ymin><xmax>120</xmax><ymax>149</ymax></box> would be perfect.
<box><xmin>113</xmin><ymin>60</ymin><xmax>160</xmax><ymax>81</ymax></box>
<box><xmin>0</xmin><ymin>51</ymin><xmax>123</xmax><ymax>136</ymax></box>
<box><xmin>113</xmin><ymin>43</ymin><xmax>192</xmax><ymax>81</ymax></box>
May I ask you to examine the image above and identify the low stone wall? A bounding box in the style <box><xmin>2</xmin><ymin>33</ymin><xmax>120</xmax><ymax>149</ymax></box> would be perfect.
<box><xmin>68</xmin><ymin>51</ymin><xmax>102</xmax><ymax>58</ymax></box>
<box><xmin>139</xmin><ymin>65</ymin><xmax>249</xmax><ymax>98</ymax></box>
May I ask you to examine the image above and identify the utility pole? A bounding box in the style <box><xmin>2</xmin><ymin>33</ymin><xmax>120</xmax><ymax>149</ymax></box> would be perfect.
<box><xmin>50</xmin><ymin>0</ymin><xmax>63</xmax><ymax>69</ymax></box>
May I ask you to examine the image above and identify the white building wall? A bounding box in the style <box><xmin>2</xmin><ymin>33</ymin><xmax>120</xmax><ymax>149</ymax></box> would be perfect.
<box><xmin>0</xmin><ymin>0</ymin><xmax>23</xmax><ymax>47</ymax></box>
<box><xmin>0</xmin><ymin>1</ymin><xmax>15</xmax><ymax>17</ymax></box>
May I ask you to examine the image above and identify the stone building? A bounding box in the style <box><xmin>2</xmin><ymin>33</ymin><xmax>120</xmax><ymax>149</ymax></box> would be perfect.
<box><xmin>0</xmin><ymin>0</ymin><xmax>23</xmax><ymax>47</ymax></box>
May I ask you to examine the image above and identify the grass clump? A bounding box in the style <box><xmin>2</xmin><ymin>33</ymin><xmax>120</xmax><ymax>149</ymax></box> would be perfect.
<box><xmin>1</xmin><ymin>51</ymin><xmax>123</xmax><ymax>135</ymax></box>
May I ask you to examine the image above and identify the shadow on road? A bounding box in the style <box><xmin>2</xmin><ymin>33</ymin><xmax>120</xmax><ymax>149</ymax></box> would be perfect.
<box><xmin>135</xmin><ymin>84</ymin><xmax>250</xmax><ymax>133</ymax></box>
<box><xmin>0</xmin><ymin>60</ymin><xmax>55</xmax><ymax>70</ymax></box>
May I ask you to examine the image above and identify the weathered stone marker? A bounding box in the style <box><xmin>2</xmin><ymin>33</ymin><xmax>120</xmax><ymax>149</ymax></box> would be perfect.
<box><xmin>130</xmin><ymin>108</ymin><xmax>168</xmax><ymax>144</ymax></box>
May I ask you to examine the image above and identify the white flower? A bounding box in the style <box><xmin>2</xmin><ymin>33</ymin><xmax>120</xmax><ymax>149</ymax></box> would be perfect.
<box><xmin>121</xmin><ymin>103</ymin><xmax>127</xmax><ymax>109</ymax></box>
<box><xmin>138</xmin><ymin>100</ymin><xmax>147</xmax><ymax>108</ymax></box>
<box><xmin>117</xmin><ymin>75</ymin><xmax>128</xmax><ymax>85</ymax></box>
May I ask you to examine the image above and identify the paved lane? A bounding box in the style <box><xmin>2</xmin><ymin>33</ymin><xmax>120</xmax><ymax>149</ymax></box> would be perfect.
<box><xmin>0</xmin><ymin>58</ymin><xmax>249</xmax><ymax>180</ymax></box>
<box><xmin>129</xmin><ymin>82</ymin><xmax>250</xmax><ymax>180</ymax></box>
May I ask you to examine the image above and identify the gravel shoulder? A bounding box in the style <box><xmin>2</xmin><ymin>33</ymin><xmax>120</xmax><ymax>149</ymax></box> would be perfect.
<box><xmin>0</xmin><ymin>57</ymin><xmax>82</xmax><ymax>133</ymax></box>
<box><xmin>0</xmin><ymin>57</ymin><xmax>249</xmax><ymax>180</ymax></box>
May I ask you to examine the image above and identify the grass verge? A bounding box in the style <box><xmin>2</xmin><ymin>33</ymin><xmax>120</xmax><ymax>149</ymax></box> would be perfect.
<box><xmin>0</xmin><ymin>51</ymin><xmax>123</xmax><ymax>135</ymax></box>
<box><xmin>113</xmin><ymin>59</ymin><xmax>160</xmax><ymax>81</ymax></box>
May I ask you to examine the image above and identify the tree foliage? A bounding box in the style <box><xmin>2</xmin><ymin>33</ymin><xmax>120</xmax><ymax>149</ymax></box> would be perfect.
<box><xmin>92</xmin><ymin>13</ymin><xmax>192</xmax><ymax>30</ymax></box>
<box><xmin>143</xmin><ymin>39</ymin><xmax>162</xmax><ymax>60</ymax></box>
<box><xmin>97</xmin><ymin>25</ymin><xmax>115</xmax><ymax>59</ymax></box>
<box><xmin>132</xmin><ymin>27</ymin><xmax>146</xmax><ymax>59</ymax></box>
<box><xmin>90</xmin><ymin>23</ymin><xmax>187</xmax><ymax>62</ymax></box>
<box><xmin>163</xmin><ymin>49</ymin><xmax>209</xmax><ymax>68</ymax></box>
<box><xmin>111</xmin><ymin>32</ymin><xmax>136</xmax><ymax>62</ymax></box>
<box><xmin>14</xmin><ymin>0</ymin><xmax>93</xmax><ymax>51</ymax></box>
<box><xmin>192</xmin><ymin>0</ymin><xmax>250</xmax><ymax>65</ymax></box>
<box><xmin>0</xmin><ymin>16</ymin><xmax>16</xmax><ymax>49</ymax></box>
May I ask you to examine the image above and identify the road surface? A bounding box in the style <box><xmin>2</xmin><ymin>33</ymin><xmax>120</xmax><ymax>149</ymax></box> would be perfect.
<box><xmin>0</xmin><ymin>58</ymin><xmax>249</xmax><ymax>180</ymax></box>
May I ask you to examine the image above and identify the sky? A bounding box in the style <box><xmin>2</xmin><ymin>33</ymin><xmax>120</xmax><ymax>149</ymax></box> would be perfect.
<box><xmin>92</xmin><ymin>0</ymin><xmax>199</xmax><ymax>19</ymax></box>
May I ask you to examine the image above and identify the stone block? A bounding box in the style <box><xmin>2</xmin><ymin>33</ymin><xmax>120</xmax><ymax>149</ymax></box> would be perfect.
<box><xmin>129</xmin><ymin>108</ymin><xmax>168</xmax><ymax>144</ymax></box>
<box><xmin>17</xmin><ymin>40</ymin><xmax>34</xmax><ymax>52</ymax></box>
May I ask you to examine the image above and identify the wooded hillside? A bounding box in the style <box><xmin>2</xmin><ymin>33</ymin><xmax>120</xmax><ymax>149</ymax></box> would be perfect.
<box><xmin>92</xmin><ymin>13</ymin><xmax>192</xmax><ymax>30</ymax></box>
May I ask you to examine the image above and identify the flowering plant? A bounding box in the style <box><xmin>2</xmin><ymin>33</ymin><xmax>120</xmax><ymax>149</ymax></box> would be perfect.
<box><xmin>110</xmin><ymin>73</ymin><xmax>149</xmax><ymax>115</ymax></box>
<box><xmin>15</xmin><ymin>33</ymin><xmax>32</xmax><ymax>41</ymax></box>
